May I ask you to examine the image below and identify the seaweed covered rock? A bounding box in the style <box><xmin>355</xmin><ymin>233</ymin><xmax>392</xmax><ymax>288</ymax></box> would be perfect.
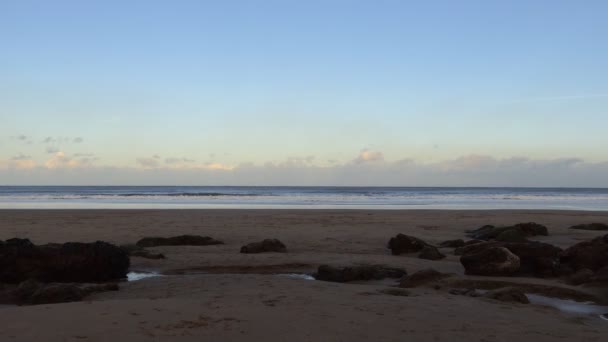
<box><xmin>388</xmin><ymin>234</ymin><xmax>429</xmax><ymax>255</ymax></box>
<box><xmin>315</xmin><ymin>265</ymin><xmax>406</xmax><ymax>283</ymax></box>
<box><xmin>0</xmin><ymin>239</ymin><xmax>129</xmax><ymax>283</ymax></box>
<box><xmin>136</xmin><ymin>235</ymin><xmax>223</xmax><ymax>247</ymax></box>
<box><xmin>460</xmin><ymin>247</ymin><xmax>521</xmax><ymax>276</ymax></box>
<box><xmin>240</xmin><ymin>239</ymin><xmax>287</xmax><ymax>253</ymax></box>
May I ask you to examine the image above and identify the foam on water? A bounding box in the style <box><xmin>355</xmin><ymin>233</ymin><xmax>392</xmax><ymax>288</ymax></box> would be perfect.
<box><xmin>526</xmin><ymin>294</ymin><xmax>608</xmax><ymax>321</ymax></box>
<box><xmin>127</xmin><ymin>271</ymin><xmax>162</xmax><ymax>281</ymax></box>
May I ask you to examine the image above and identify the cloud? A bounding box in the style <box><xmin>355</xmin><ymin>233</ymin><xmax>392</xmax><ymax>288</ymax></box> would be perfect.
<box><xmin>353</xmin><ymin>149</ymin><xmax>384</xmax><ymax>164</ymax></box>
<box><xmin>136</xmin><ymin>157</ymin><xmax>160</xmax><ymax>168</ymax></box>
<box><xmin>165</xmin><ymin>157</ymin><xmax>195</xmax><ymax>165</ymax></box>
<box><xmin>46</xmin><ymin>146</ymin><xmax>60</xmax><ymax>154</ymax></box>
<box><xmin>1</xmin><ymin>150</ymin><xmax>608</xmax><ymax>186</ymax></box>
<box><xmin>44</xmin><ymin>152</ymin><xmax>93</xmax><ymax>169</ymax></box>
<box><xmin>11</xmin><ymin>153</ymin><xmax>31</xmax><ymax>161</ymax></box>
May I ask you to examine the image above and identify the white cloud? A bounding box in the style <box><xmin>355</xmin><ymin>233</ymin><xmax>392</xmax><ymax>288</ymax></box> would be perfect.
<box><xmin>353</xmin><ymin>149</ymin><xmax>384</xmax><ymax>164</ymax></box>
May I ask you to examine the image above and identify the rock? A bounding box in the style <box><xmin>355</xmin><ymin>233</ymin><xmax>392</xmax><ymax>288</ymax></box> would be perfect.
<box><xmin>466</xmin><ymin>223</ymin><xmax>548</xmax><ymax>241</ymax></box>
<box><xmin>121</xmin><ymin>244</ymin><xmax>166</xmax><ymax>259</ymax></box>
<box><xmin>4</xmin><ymin>238</ymin><xmax>35</xmax><ymax>247</ymax></box>
<box><xmin>569</xmin><ymin>223</ymin><xmax>608</xmax><ymax>231</ymax></box>
<box><xmin>388</xmin><ymin>234</ymin><xmax>429</xmax><ymax>255</ymax></box>
<box><xmin>513</xmin><ymin>222</ymin><xmax>548</xmax><ymax>236</ymax></box>
<box><xmin>0</xmin><ymin>240</ymin><xmax>130</xmax><ymax>283</ymax></box>
<box><xmin>483</xmin><ymin>287</ymin><xmax>530</xmax><ymax>304</ymax></box>
<box><xmin>27</xmin><ymin>284</ymin><xmax>85</xmax><ymax>305</ymax></box>
<box><xmin>560</xmin><ymin>234</ymin><xmax>608</xmax><ymax>272</ymax></box>
<box><xmin>566</xmin><ymin>268</ymin><xmax>594</xmax><ymax>285</ymax></box>
<box><xmin>418</xmin><ymin>246</ymin><xmax>446</xmax><ymax>260</ymax></box>
<box><xmin>439</xmin><ymin>239</ymin><xmax>465</xmax><ymax>248</ymax></box>
<box><xmin>136</xmin><ymin>235</ymin><xmax>224</xmax><ymax>248</ymax></box>
<box><xmin>240</xmin><ymin>239</ymin><xmax>287</xmax><ymax>253</ymax></box>
<box><xmin>457</xmin><ymin>241</ymin><xmax>562</xmax><ymax>277</ymax></box>
<box><xmin>460</xmin><ymin>247</ymin><xmax>521</xmax><ymax>276</ymax></box>
<box><xmin>399</xmin><ymin>268</ymin><xmax>450</xmax><ymax>288</ymax></box>
<box><xmin>495</xmin><ymin>228</ymin><xmax>527</xmax><ymax>242</ymax></box>
<box><xmin>378</xmin><ymin>288</ymin><xmax>411</xmax><ymax>297</ymax></box>
<box><xmin>10</xmin><ymin>280</ymin><xmax>119</xmax><ymax>305</ymax></box>
<box><xmin>449</xmin><ymin>288</ymin><xmax>482</xmax><ymax>297</ymax></box>
<box><xmin>315</xmin><ymin>265</ymin><xmax>406</xmax><ymax>283</ymax></box>
<box><xmin>130</xmin><ymin>249</ymin><xmax>166</xmax><ymax>259</ymax></box>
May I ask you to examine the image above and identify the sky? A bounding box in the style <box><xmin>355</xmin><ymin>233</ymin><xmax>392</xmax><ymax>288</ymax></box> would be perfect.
<box><xmin>1</xmin><ymin>0</ymin><xmax>607</xmax><ymax>186</ymax></box>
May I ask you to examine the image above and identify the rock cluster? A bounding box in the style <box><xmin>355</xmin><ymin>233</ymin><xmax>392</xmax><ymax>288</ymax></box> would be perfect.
<box><xmin>240</xmin><ymin>239</ymin><xmax>287</xmax><ymax>253</ymax></box>
<box><xmin>136</xmin><ymin>235</ymin><xmax>224</xmax><ymax>247</ymax></box>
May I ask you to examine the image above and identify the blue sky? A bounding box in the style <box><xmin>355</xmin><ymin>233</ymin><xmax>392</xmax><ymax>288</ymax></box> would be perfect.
<box><xmin>1</xmin><ymin>1</ymin><xmax>607</xmax><ymax>185</ymax></box>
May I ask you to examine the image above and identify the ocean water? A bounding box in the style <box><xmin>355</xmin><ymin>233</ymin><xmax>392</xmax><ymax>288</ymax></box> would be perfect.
<box><xmin>0</xmin><ymin>186</ymin><xmax>607</xmax><ymax>210</ymax></box>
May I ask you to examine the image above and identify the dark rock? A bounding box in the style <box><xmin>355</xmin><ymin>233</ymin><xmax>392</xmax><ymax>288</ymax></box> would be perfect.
<box><xmin>560</xmin><ymin>234</ymin><xmax>608</xmax><ymax>272</ymax></box>
<box><xmin>483</xmin><ymin>287</ymin><xmax>529</xmax><ymax>304</ymax></box>
<box><xmin>388</xmin><ymin>234</ymin><xmax>429</xmax><ymax>255</ymax></box>
<box><xmin>439</xmin><ymin>239</ymin><xmax>465</xmax><ymax>248</ymax></box>
<box><xmin>399</xmin><ymin>268</ymin><xmax>450</xmax><ymax>288</ymax></box>
<box><xmin>566</xmin><ymin>268</ymin><xmax>594</xmax><ymax>285</ymax></box>
<box><xmin>121</xmin><ymin>244</ymin><xmax>165</xmax><ymax>259</ymax></box>
<box><xmin>460</xmin><ymin>247</ymin><xmax>520</xmax><ymax>276</ymax></box>
<box><xmin>569</xmin><ymin>223</ymin><xmax>608</xmax><ymax>231</ymax></box>
<box><xmin>457</xmin><ymin>241</ymin><xmax>562</xmax><ymax>277</ymax></box>
<box><xmin>495</xmin><ymin>228</ymin><xmax>527</xmax><ymax>242</ymax></box>
<box><xmin>136</xmin><ymin>235</ymin><xmax>224</xmax><ymax>248</ymax></box>
<box><xmin>240</xmin><ymin>239</ymin><xmax>287</xmax><ymax>253</ymax></box>
<box><xmin>28</xmin><ymin>284</ymin><xmax>85</xmax><ymax>305</ymax></box>
<box><xmin>131</xmin><ymin>249</ymin><xmax>166</xmax><ymax>259</ymax></box>
<box><xmin>378</xmin><ymin>288</ymin><xmax>411</xmax><ymax>297</ymax></box>
<box><xmin>418</xmin><ymin>246</ymin><xmax>446</xmax><ymax>260</ymax></box>
<box><xmin>513</xmin><ymin>222</ymin><xmax>548</xmax><ymax>237</ymax></box>
<box><xmin>464</xmin><ymin>239</ymin><xmax>485</xmax><ymax>246</ymax></box>
<box><xmin>4</xmin><ymin>238</ymin><xmax>35</xmax><ymax>248</ymax></box>
<box><xmin>315</xmin><ymin>265</ymin><xmax>406</xmax><ymax>283</ymax></box>
<box><xmin>10</xmin><ymin>280</ymin><xmax>119</xmax><ymax>305</ymax></box>
<box><xmin>467</xmin><ymin>223</ymin><xmax>548</xmax><ymax>241</ymax></box>
<box><xmin>0</xmin><ymin>240</ymin><xmax>130</xmax><ymax>283</ymax></box>
<box><xmin>449</xmin><ymin>288</ymin><xmax>482</xmax><ymax>297</ymax></box>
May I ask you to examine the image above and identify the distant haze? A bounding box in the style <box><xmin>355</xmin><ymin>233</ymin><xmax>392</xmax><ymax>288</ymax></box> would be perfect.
<box><xmin>1</xmin><ymin>1</ymin><xmax>607</xmax><ymax>186</ymax></box>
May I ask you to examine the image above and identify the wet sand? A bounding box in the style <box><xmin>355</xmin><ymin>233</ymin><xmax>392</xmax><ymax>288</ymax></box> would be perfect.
<box><xmin>1</xmin><ymin>209</ymin><xmax>607</xmax><ymax>341</ymax></box>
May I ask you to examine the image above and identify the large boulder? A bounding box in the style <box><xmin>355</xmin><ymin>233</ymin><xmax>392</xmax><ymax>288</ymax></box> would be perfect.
<box><xmin>460</xmin><ymin>247</ymin><xmax>521</xmax><ymax>276</ymax></box>
<box><xmin>388</xmin><ymin>234</ymin><xmax>429</xmax><ymax>255</ymax></box>
<box><xmin>418</xmin><ymin>246</ymin><xmax>446</xmax><ymax>260</ymax></box>
<box><xmin>569</xmin><ymin>223</ymin><xmax>608</xmax><ymax>231</ymax></box>
<box><xmin>0</xmin><ymin>239</ymin><xmax>129</xmax><ymax>283</ymax></box>
<box><xmin>399</xmin><ymin>268</ymin><xmax>451</xmax><ymax>288</ymax></box>
<box><xmin>457</xmin><ymin>241</ymin><xmax>561</xmax><ymax>277</ymax></box>
<box><xmin>136</xmin><ymin>235</ymin><xmax>223</xmax><ymax>247</ymax></box>
<box><xmin>315</xmin><ymin>265</ymin><xmax>406</xmax><ymax>283</ymax></box>
<box><xmin>560</xmin><ymin>234</ymin><xmax>608</xmax><ymax>272</ymax></box>
<box><xmin>240</xmin><ymin>239</ymin><xmax>287</xmax><ymax>253</ymax></box>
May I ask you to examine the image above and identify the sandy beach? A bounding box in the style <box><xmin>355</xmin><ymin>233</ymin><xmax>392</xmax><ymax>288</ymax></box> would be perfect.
<box><xmin>1</xmin><ymin>209</ymin><xmax>607</xmax><ymax>341</ymax></box>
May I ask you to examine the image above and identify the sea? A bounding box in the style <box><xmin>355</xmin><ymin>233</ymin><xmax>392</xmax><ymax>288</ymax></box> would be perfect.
<box><xmin>0</xmin><ymin>186</ymin><xmax>607</xmax><ymax>210</ymax></box>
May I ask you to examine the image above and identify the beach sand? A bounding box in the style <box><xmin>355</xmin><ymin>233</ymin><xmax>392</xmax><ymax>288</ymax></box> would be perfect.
<box><xmin>1</xmin><ymin>209</ymin><xmax>607</xmax><ymax>341</ymax></box>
